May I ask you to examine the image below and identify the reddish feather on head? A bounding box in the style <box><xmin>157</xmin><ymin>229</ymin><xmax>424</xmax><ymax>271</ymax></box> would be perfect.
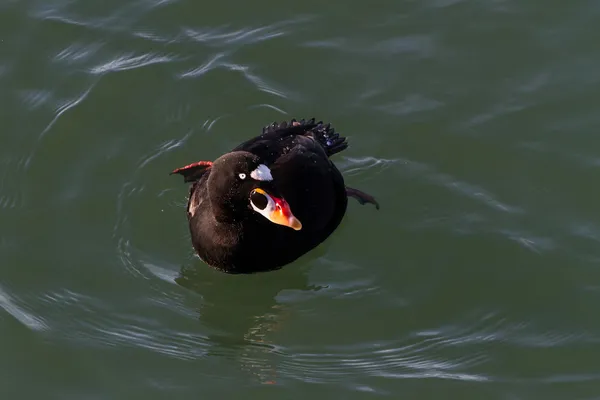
<box><xmin>170</xmin><ymin>160</ymin><xmax>213</xmax><ymax>175</ymax></box>
<box><xmin>170</xmin><ymin>160</ymin><xmax>213</xmax><ymax>183</ymax></box>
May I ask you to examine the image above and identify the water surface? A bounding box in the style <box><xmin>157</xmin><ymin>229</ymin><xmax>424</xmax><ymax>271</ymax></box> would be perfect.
<box><xmin>2</xmin><ymin>1</ymin><xmax>600</xmax><ymax>398</ymax></box>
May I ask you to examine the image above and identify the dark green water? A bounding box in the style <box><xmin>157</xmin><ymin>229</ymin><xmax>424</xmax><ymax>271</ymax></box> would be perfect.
<box><xmin>2</xmin><ymin>0</ymin><xmax>600</xmax><ymax>398</ymax></box>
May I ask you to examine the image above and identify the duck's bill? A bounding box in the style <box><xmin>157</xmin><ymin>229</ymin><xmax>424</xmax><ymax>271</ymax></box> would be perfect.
<box><xmin>250</xmin><ymin>188</ymin><xmax>302</xmax><ymax>231</ymax></box>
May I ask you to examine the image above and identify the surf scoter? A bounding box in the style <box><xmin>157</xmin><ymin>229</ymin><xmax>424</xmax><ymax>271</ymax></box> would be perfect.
<box><xmin>171</xmin><ymin>118</ymin><xmax>379</xmax><ymax>274</ymax></box>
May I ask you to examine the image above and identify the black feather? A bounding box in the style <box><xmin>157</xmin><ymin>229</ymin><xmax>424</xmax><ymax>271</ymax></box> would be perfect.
<box><xmin>259</xmin><ymin>117</ymin><xmax>349</xmax><ymax>157</ymax></box>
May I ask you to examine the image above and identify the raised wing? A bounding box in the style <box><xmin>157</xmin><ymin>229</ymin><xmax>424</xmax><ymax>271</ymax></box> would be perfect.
<box><xmin>232</xmin><ymin>118</ymin><xmax>348</xmax><ymax>160</ymax></box>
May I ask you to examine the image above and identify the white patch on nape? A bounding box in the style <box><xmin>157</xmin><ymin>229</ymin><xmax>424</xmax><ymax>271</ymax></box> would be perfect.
<box><xmin>188</xmin><ymin>193</ymin><xmax>203</xmax><ymax>217</ymax></box>
<box><xmin>250</xmin><ymin>164</ymin><xmax>273</xmax><ymax>181</ymax></box>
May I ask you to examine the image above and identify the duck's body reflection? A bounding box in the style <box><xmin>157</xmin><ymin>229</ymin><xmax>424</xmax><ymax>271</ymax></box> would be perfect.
<box><xmin>174</xmin><ymin>248</ymin><xmax>327</xmax><ymax>384</ymax></box>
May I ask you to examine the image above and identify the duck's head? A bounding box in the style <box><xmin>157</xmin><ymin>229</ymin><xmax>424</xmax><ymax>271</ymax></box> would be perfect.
<box><xmin>207</xmin><ymin>151</ymin><xmax>302</xmax><ymax>231</ymax></box>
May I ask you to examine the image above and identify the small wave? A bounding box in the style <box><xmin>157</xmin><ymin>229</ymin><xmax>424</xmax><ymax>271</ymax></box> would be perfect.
<box><xmin>53</xmin><ymin>41</ymin><xmax>104</xmax><ymax>65</ymax></box>
<box><xmin>569</xmin><ymin>221</ymin><xmax>600</xmax><ymax>243</ymax></box>
<box><xmin>35</xmin><ymin>13</ymin><xmax>91</xmax><ymax>29</ymax></box>
<box><xmin>279</xmin><ymin>274</ymin><xmax>380</xmax><ymax>304</ymax></box>
<box><xmin>222</xmin><ymin>62</ymin><xmax>289</xmax><ymax>99</ymax></box>
<box><xmin>179</xmin><ymin>56</ymin><xmax>289</xmax><ymax>99</ymax></box>
<box><xmin>182</xmin><ymin>16</ymin><xmax>311</xmax><ymax>47</ymax></box>
<box><xmin>274</xmin><ymin>342</ymin><xmax>489</xmax><ymax>384</ymax></box>
<box><xmin>220</xmin><ymin>26</ymin><xmax>285</xmax><ymax>45</ymax></box>
<box><xmin>178</xmin><ymin>52</ymin><xmax>228</xmax><ymax>79</ymax></box>
<box><xmin>373</xmin><ymin>94</ymin><xmax>444</xmax><ymax>116</ymax></box>
<box><xmin>0</xmin><ymin>151</ymin><xmax>31</xmax><ymax>209</ymax></box>
<box><xmin>465</xmin><ymin>102</ymin><xmax>530</xmax><ymax>128</ymax></box>
<box><xmin>429</xmin><ymin>309</ymin><xmax>594</xmax><ymax>352</ymax></box>
<box><xmin>374</xmin><ymin>34</ymin><xmax>436</xmax><ymax>57</ymax></box>
<box><xmin>81</xmin><ymin>323</ymin><xmax>211</xmax><ymax>361</ymax></box>
<box><xmin>143</xmin><ymin>261</ymin><xmax>180</xmax><ymax>284</ymax></box>
<box><xmin>247</xmin><ymin>104</ymin><xmax>288</xmax><ymax>115</ymax></box>
<box><xmin>37</xmin><ymin>80</ymin><xmax>98</xmax><ymax>142</ymax></box>
<box><xmin>40</xmin><ymin>288</ymin><xmax>97</xmax><ymax>310</ymax></box>
<box><xmin>0</xmin><ymin>285</ymin><xmax>48</xmax><ymax>331</ymax></box>
<box><xmin>35</xmin><ymin>289</ymin><xmax>215</xmax><ymax>364</ymax></box>
<box><xmin>185</xmin><ymin>26</ymin><xmax>286</xmax><ymax>45</ymax></box>
<box><xmin>0</xmin><ymin>190</ymin><xmax>22</xmax><ymax>210</ymax></box>
<box><xmin>33</xmin><ymin>12</ymin><xmax>116</xmax><ymax>34</ymax></box>
<box><xmin>142</xmin><ymin>0</ymin><xmax>177</xmax><ymax>10</ymax></box>
<box><xmin>302</xmin><ymin>37</ymin><xmax>347</xmax><ymax>49</ymax></box>
<box><xmin>89</xmin><ymin>52</ymin><xmax>178</xmax><ymax>75</ymax></box>
<box><xmin>116</xmin><ymin>237</ymin><xmax>146</xmax><ymax>279</ymax></box>
<box><xmin>131</xmin><ymin>30</ymin><xmax>174</xmax><ymax>44</ymax></box>
<box><xmin>337</xmin><ymin>156</ymin><xmax>399</xmax><ymax>177</ymax></box>
<box><xmin>200</xmin><ymin>115</ymin><xmax>232</xmax><ymax>132</ymax></box>
<box><xmin>497</xmin><ymin>229</ymin><xmax>556</xmax><ymax>253</ymax></box>
<box><xmin>399</xmin><ymin>157</ymin><xmax>522</xmax><ymax>214</ymax></box>
<box><xmin>18</xmin><ymin>89</ymin><xmax>53</xmax><ymax>110</ymax></box>
<box><xmin>302</xmin><ymin>33</ymin><xmax>435</xmax><ymax>59</ymax></box>
<box><xmin>512</xmin><ymin>330</ymin><xmax>591</xmax><ymax>348</ymax></box>
<box><xmin>232</xmin><ymin>308</ymin><xmax>593</xmax><ymax>386</ymax></box>
<box><xmin>137</xmin><ymin>134</ymin><xmax>194</xmax><ymax>170</ymax></box>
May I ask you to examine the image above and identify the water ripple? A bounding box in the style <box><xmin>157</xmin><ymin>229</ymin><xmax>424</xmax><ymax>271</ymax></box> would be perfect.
<box><xmin>18</xmin><ymin>89</ymin><xmax>53</xmax><ymax>110</ymax></box>
<box><xmin>399</xmin><ymin>157</ymin><xmax>522</xmax><ymax>214</ymax></box>
<box><xmin>182</xmin><ymin>17</ymin><xmax>311</xmax><ymax>46</ymax></box>
<box><xmin>0</xmin><ymin>153</ymin><xmax>29</xmax><ymax>210</ymax></box>
<box><xmin>178</xmin><ymin>52</ymin><xmax>228</xmax><ymax>79</ymax></box>
<box><xmin>220</xmin><ymin>61</ymin><xmax>288</xmax><ymax>98</ymax></box>
<box><xmin>36</xmin><ymin>80</ymin><xmax>98</xmax><ymax>143</ymax></box>
<box><xmin>0</xmin><ymin>189</ymin><xmax>19</xmax><ymax>211</ymax></box>
<box><xmin>274</xmin><ymin>343</ymin><xmax>489</xmax><ymax>384</ymax></box>
<box><xmin>374</xmin><ymin>34</ymin><xmax>436</xmax><ymax>57</ymax></box>
<box><xmin>374</xmin><ymin>94</ymin><xmax>444</xmax><ymax>116</ymax></box>
<box><xmin>338</xmin><ymin>156</ymin><xmax>399</xmax><ymax>177</ymax></box>
<box><xmin>34</xmin><ymin>13</ymin><xmax>105</xmax><ymax>32</ymax></box>
<box><xmin>0</xmin><ymin>285</ymin><xmax>48</xmax><ymax>331</ymax></box>
<box><xmin>142</xmin><ymin>0</ymin><xmax>177</xmax><ymax>9</ymax></box>
<box><xmin>498</xmin><ymin>229</ymin><xmax>556</xmax><ymax>254</ymax></box>
<box><xmin>90</xmin><ymin>52</ymin><xmax>179</xmax><ymax>74</ymax></box>
<box><xmin>247</xmin><ymin>103</ymin><xmax>288</xmax><ymax>115</ymax></box>
<box><xmin>201</xmin><ymin>115</ymin><xmax>230</xmax><ymax>132</ymax></box>
<box><xmin>131</xmin><ymin>30</ymin><xmax>174</xmax><ymax>44</ymax></box>
<box><xmin>138</xmin><ymin>134</ymin><xmax>194</xmax><ymax>169</ymax></box>
<box><xmin>111</xmin><ymin>328</ymin><xmax>200</xmax><ymax>359</ymax></box>
<box><xmin>53</xmin><ymin>41</ymin><xmax>104</xmax><ymax>65</ymax></box>
<box><xmin>79</xmin><ymin>322</ymin><xmax>211</xmax><ymax>361</ymax></box>
<box><xmin>179</xmin><ymin>56</ymin><xmax>289</xmax><ymax>99</ymax></box>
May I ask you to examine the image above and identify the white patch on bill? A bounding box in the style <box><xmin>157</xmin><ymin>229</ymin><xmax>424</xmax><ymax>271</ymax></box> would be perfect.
<box><xmin>250</xmin><ymin>164</ymin><xmax>273</xmax><ymax>181</ymax></box>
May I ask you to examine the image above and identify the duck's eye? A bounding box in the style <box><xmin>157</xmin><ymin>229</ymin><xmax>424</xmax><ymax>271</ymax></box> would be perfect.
<box><xmin>250</xmin><ymin>190</ymin><xmax>268</xmax><ymax>210</ymax></box>
<box><xmin>238</xmin><ymin>173</ymin><xmax>246</xmax><ymax>180</ymax></box>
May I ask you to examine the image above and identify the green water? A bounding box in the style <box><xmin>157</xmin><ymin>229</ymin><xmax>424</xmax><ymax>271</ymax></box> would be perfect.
<box><xmin>2</xmin><ymin>0</ymin><xmax>600</xmax><ymax>398</ymax></box>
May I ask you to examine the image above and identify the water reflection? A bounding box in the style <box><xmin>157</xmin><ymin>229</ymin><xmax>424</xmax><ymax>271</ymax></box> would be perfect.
<box><xmin>175</xmin><ymin>256</ymin><xmax>324</xmax><ymax>384</ymax></box>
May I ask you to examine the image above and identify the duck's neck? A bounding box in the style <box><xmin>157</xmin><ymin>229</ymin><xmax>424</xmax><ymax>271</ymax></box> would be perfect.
<box><xmin>190</xmin><ymin>201</ymin><xmax>242</xmax><ymax>251</ymax></box>
<box><xmin>210</xmin><ymin>197</ymin><xmax>239</xmax><ymax>225</ymax></box>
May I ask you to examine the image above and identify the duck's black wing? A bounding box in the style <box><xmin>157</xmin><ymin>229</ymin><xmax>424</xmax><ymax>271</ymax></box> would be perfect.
<box><xmin>231</xmin><ymin>118</ymin><xmax>348</xmax><ymax>162</ymax></box>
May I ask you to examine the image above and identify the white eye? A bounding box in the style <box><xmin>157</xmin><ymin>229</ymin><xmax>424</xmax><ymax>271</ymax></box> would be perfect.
<box><xmin>238</xmin><ymin>173</ymin><xmax>246</xmax><ymax>180</ymax></box>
